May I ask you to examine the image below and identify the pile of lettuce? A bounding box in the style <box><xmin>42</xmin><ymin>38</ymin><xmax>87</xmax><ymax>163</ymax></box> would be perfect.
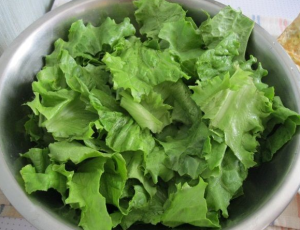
<box><xmin>20</xmin><ymin>0</ymin><xmax>300</xmax><ymax>229</ymax></box>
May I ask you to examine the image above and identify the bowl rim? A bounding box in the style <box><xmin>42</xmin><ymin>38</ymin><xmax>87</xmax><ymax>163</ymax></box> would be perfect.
<box><xmin>0</xmin><ymin>0</ymin><xmax>300</xmax><ymax>230</ymax></box>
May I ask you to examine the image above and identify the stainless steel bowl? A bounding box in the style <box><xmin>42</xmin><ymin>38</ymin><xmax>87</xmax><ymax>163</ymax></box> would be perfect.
<box><xmin>1</xmin><ymin>0</ymin><xmax>300</xmax><ymax>229</ymax></box>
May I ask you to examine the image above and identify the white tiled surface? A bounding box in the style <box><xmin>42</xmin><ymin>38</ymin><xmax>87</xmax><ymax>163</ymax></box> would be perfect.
<box><xmin>217</xmin><ymin>0</ymin><xmax>300</xmax><ymax>37</ymax></box>
<box><xmin>217</xmin><ymin>0</ymin><xmax>300</xmax><ymax>21</ymax></box>
<box><xmin>0</xmin><ymin>217</ymin><xmax>35</xmax><ymax>230</ymax></box>
<box><xmin>0</xmin><ymin>0</ymin><xmax>53</xmax><ymax>55</ymax></box>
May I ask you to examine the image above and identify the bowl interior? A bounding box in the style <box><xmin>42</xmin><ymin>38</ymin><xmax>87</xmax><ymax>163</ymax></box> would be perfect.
<box><xmin>0</xmin><ymin>0</ymin><xmax>300</xmax><ymax>230</ymax></box>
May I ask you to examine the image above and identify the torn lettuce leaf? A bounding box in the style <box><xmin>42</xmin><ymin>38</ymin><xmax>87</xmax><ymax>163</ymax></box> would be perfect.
<box><xmin>48</xmin><ymin>141</ymin><xmax>112</xmax><ymax>164</ymax></box>
<box><xmin>134</xmin><ymin>0</ymin><xmax>186</xmax><ymax>39</ymax></box>
<box><xmin>65</xmin><ymin>158</ymin><xmax>112</xmax><ymax>230</ymax></box>
<box><xmin>20</xmin><ymin>164</ymin><xmax>68</xmax><ymax>196</ymax></box>
<box><xmin>162</xmin><ymin>178</ymin><xmax>219</xmax><ymax>228</ymax></box>
<box><xmin>120</xmin><ymin>91</ymin><xmax>172</xmax><ymax>133</ymax></box>
<box><xmin>159</xmin><ymin>120</ymin><xmax>209</xmax><ymax>179</ymax></box>
<box><xmin>205</xmin><ymin>149</ymin><xmax>248</xmax><ymax>218</ymax></box>
<box><xmin>46</xmin><ymin>17</ymin><xmax>136</xmax><ymax>65</ymax></box>
<box><xmin>195</xmin><ymin>32</ymin><xmax>240</xmax><ymax>81</ymax></box>
<box><xmin>21</xmin><ymin>147</ymin><xmax>50</xmax><ymax>173</ymax></box>
<box><xmin>199</xmin><ymin>6</ymin><xmax>255</xmax><ymax>60</ymax></box>
<box><xmin>258</xmin><ymin>96</ymin><xmax>300</xmax><ymax>162</ymax></box>
<box><xmin>103</xmin><ymin>38</ymin><xmax>188</xmax><ymax>102</ymax></box>
<box><xmin>158</xmin><ymin>18</ymin><xmax>204</xmax><ymax>62</ymax></box>
<box><xmin>191</xmin><ymin>69</ymin><xmax>272</xmax><ymax>169</ymax></box>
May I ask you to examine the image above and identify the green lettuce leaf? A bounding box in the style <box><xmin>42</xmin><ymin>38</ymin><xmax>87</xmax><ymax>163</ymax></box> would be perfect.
<box><xmin>158</xmin><ymin>18</ymin><xmax>204</xmax><ymax>62</ymax></box>
<box><xmin>52</xmin><ymin>164</ymin><xmax>75</xmax><ymax>201</ymax></box>
<box><xmin>154</xmin><ymin>80</ymin><xmax>200</xmax><ymax>126</ymax></box>
<box><xmin>42</xmin><ymin>96</ymin><xmax>99</xmax><ymax>140</ymax></box>
<box><xmin>191</xmin><ymin>69</ymin><xmax>272</xmax><ymax>169</ymax></box>
<box><xmin>121</xmin><ymin>185</ymin><xmax>167</xmax><ymax>229</ymax></box>
<box><xmin>145</xmin><ymin>146</ymin><xmax>175</xmax><ymax>184</ymax></box>
<box><xmin>49</xmin><ymin>141</ymin><xmax>111</xmax><ymax>164</ymax></box>
<box><xmin>134</xmin><ymin>0</ymin><xmax>186</xmax><ymax>39</ymax></box>
<box><xmin>239</xmin><ymin>55</ymin><xmax>268</xmax><ymax>86</ymax></box>
<box><xmin>52</xmin><ymin>164</ymin><xmax>74</xmax><ymax>184</ymax></box>
<box><xmin>27</xmin><ymin>89</ymin><xmax>75</xmax><ymax>120</ymax></box>
<box><xmin>21</xmin><ymin>148</ymin><xmax>50</xmax><ymax>173</ymax></box>
<box><xmin>65</xmin><ymin>158</ymin><xmax>112</xmax><ymax>230</ymax></box>
<box><xmin>24</xmin><ymin>114</ymin><xmax>52</xmax><ymax>144</ymax></box>
<box><xmin>159</xmin><ymin>121</ymin><xmax>209</xmax><ymax>179</ymax></box>
<box><xmin>122</xmin><ymin>151</ymin><xmax>157</xmax><ymax>197</ymax></box>
<box><xmin>196</xmin><ymin>32</ymin><xmax>240</xmax><ymax>81</ymax></box>
<box><xmin>200</xmin><ymin>6</ymin><xmax>254</xmax><ymax>60</ymax></box>
<box><xmin>102</xmin><ymin>38</ymin><xmax>188</xmax><ymax>102</ymax></box>
<box><xmin>27</xmin><ymin>85</ymin><xmax>98</xmax><ymax>141</ymax></box>
<box><xmin>34</xmin><ymin>64</ymin><xmax>67</xmax><ymax>92</ymax></box>
<box><xmin>162</xmin><ymin>178</ymin><xmax>219</xmax><ymax>228</ymax></box>
<box><xmin>203</xmin><ymin>137</ymin><xmax>227</xmax><ymax>172</ymax></box>
<box><xmin>20</xmin><ymin>164</ymin><xmax>68</xmax><ymax>196</ymax></box>
<box><xmin>99</xmin><ymin>112</ymin><xmax>156</xmax><ymax>154</ymax></box>
<box><xmin>58</xmin><ymin>49</ymin><xmax>111</xmax><ymax>97</ymax></box>
<box><xmin>205</xmin><ymin>149</ymin><xmax>247</xmax><ymax>218</ymax></box>
<box><xmin>100</xmin><ymin>153</ymin><xmax>128</xmax><ymax>214</ymax></box>
<box><xmin>89</xmin><ymin>88</ymin><xmax>123</xmax><ymax>113</ymax></box>
<box><xmin>120</xmin><ymin>91</ymin><xmax>172</xmax><ymax>133</ymax></box>
<box><xmin>259</xmin><ymin>97</ymin><xmax>300</xmax><ymax>162</ymax></box>
<box><xmin>46</xmin><ymin>17</ymin><xmax>136</xmax><ymax>65</ymax></box>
